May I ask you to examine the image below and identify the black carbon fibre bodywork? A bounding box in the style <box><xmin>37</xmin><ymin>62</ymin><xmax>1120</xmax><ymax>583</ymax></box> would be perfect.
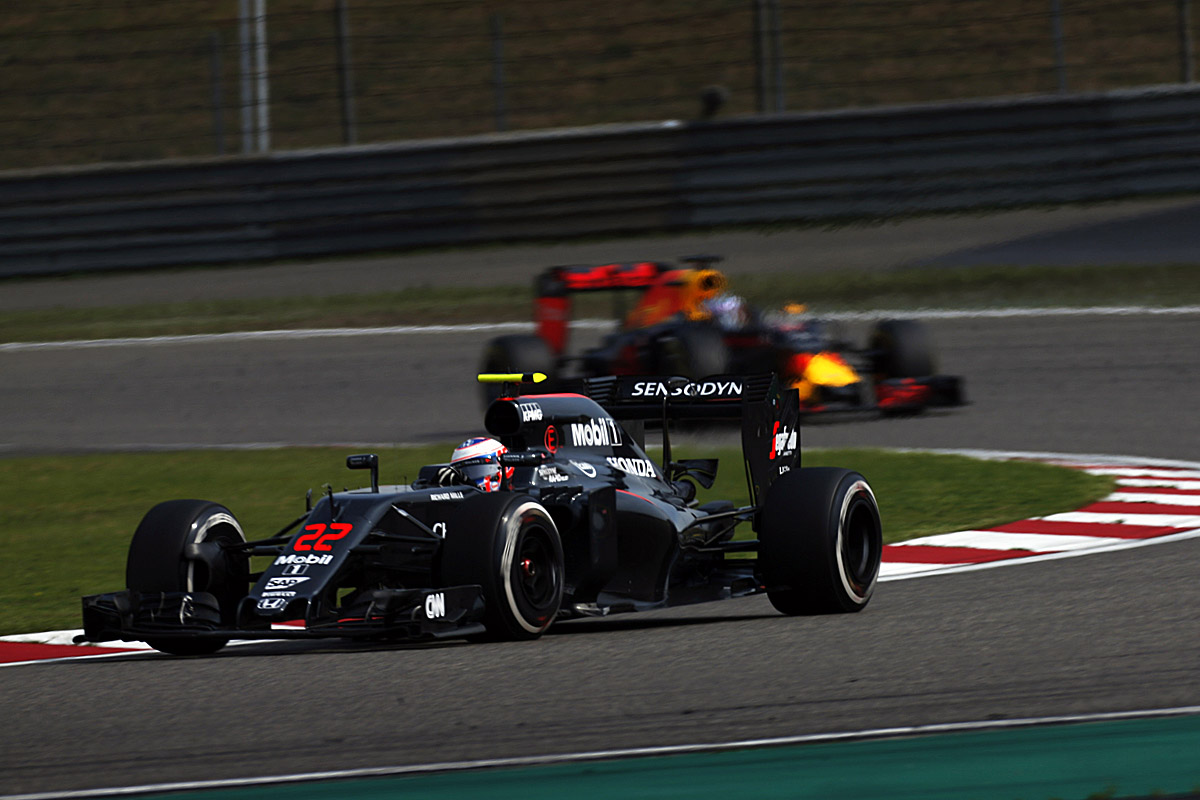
<box><xmin>79</xmin><ymin>374</ymin><xmax>806</xmax><ymax>649</ymax></box>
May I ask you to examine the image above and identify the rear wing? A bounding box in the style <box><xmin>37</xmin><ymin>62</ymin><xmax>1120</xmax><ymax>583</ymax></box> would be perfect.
<box><xmin>561</xmin><ymin>373</ymin><xmax>800</xmax><ymax>507</ymax></box>
<box><xmin>534</xmin><ymin>256</ymin><xmax>725</xmax><ymax>354</ymax></box>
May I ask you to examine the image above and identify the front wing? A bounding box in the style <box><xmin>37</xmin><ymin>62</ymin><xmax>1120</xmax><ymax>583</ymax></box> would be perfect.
<box><xmin>798</xmin><ymin>374</ymin><xmax>965</xmax><ymax>415</ymax></box>
<box><xmin>76</xmin><ymin>584</ymin><xmax>487</xmax><ymax>645</ymax></box>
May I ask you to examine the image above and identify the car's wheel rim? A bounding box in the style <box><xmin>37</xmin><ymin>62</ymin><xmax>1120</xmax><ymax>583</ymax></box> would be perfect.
<box><xmin>514</xmin><ymin>525</ymin><xmax>559</xmax><ymax>610</ymax></box>
<box><xmin>838</xmin><ymin>486</ymin><xmax>880</xmax><ymax>600</ymax></box>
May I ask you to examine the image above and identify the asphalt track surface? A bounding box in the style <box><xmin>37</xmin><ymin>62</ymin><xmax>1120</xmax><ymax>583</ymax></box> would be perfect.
<box><xmin>2</xmin><ymin>202</ymin><xmax>1200</xmax><ymax>796</ymax></box>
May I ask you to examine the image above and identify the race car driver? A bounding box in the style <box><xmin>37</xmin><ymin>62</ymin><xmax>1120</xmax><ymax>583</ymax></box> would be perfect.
<box><xmin>437</xmin><ymin>436</ymin><xmax>513</xmax><ymax>492</ymax></box>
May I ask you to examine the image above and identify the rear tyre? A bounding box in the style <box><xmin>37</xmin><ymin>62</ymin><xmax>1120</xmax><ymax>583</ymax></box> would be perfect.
<box><xmin>758</xmin><ymin>468</ymin><xmax>882</xmax><ymax>615</ymax></box>
<box><xmin>126</xmin><ymin>500</ymin><xmax>249</xmax><ymax>655</ymax></box>
<box><xmin>870</xmin><ymin>319</ymin><xmax>935</xmax><ymax>379</ymax></box>
<box><xmin>479</xmin><ymin>334</ymin><xmax>556</xmax><ymax>406</ymax></box>
<box><xmin>654</xmin><ymin>324</ymin><xmax>730</xmax><ymax>379</ymax></box>
<box><xmin>441</xmin><ymin>493</ymin><xmax>564</xmax><ymax>640</ymax></box>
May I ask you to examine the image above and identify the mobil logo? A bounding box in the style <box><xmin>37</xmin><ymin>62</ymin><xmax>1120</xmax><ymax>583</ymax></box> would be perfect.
<box><xmin>275</xmin><ymin>553</ymin><xmax>333</xmax><ymax>566</ymax></box>
<box><xmin>570</xmin><ymin>417</ymin><xmax>623</xmax><ymax>447</ymax></box>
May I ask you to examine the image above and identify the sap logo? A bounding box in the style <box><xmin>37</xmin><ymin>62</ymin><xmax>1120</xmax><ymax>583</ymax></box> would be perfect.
<box><xmin>606</xmin><ymin>456</ymin><xmax>658</xmax><ymax>478</ymax></box>
<box><xmin>431</xmin><ymin>491</ymin><xmax>465</xmax><ymax>501</ymax></box>
<box><xmin>275</xmin><ymin>553</ymin><xmax>333</xmax><ymax>566</ymax></box>
<box><xmin>518</xmin><ymin>402</ymin><xmax>543</xmax><ymax>423</ymax></box>
<box><xmin>570</xmin><ymin>418</ymin><xmax>623</xmax><ymax>447</ymax></box>
<box><xmin>537</xmin><ymin>466</ymin><xmax>569</xmax><ymax>483</ymax></box>
<box><xmin>432</xmin><ymin>521</ymin><xmax>448</xmax><ymax>538</ymax></box>
<box><xmin>264</xmin><ymin>576</ymin><xmax>309</xmax><ymax>591</ymax></box>
<box><xmin>769</xmin><ymin>421</ymin><xmax>797</xmax><ymax>460</ymax></box>
<box><xmin>569</xmin><ymin>459</ymin><xmax>598</xmax><ymax>478</ymax></box>
<box><xmin>257</xmin><ymin>598</ymin><xmax>286</xmax><ymax>611</ymax></box>
<box><xmin>629</xmin><ymin>380</ymin><xmax>744</xmax><ymax>398</ymax></box>
<box><xmin>424</xmin><ymin>592</ymin><xmax>446</xmax><ymax>619</ymax></box>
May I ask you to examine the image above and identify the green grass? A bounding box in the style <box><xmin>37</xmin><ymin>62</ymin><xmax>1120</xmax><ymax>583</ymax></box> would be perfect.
<box><xmin>0</xmin><ymin>446</ymin><xmax>1111</xmax><ymax>635</ymax></box>
<box><xmin>4</xmin><ymin>263</ymin><xmax>1199</xmax><ymax>344</ymax></box>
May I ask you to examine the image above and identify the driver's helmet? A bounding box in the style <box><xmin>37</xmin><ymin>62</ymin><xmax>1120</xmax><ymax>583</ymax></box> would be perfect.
<box><xmin>451</xmin><ymin>436</ymin><xmax>512</xmax><ymax>492</ymax></box>
<box><xmin>703</xmin><ymin>293</ymin><xmax>747</xmax><ymax>331</ymax></box>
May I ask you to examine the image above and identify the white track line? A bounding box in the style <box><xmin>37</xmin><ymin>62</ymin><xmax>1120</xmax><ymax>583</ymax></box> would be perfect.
<box><xmin>1083</xmin><ymin>468</ymin><xmax>1200</xmax><ymax>479</ymax></box>
<box><xmin>1116</xmin><ymin>478</ymin><xmax>1200</xmax><ymax>490</ymax></box>
<box><xmin>1107</xmin><ymin>491</ymin><xmax>1200</xmax><ymax>505</ymax></box>
<box><xmin>3</xmin><ymin>705</ymin><xmax>1199</xmax><ymax>800</ymax></box>
<box><xmin>890</xmin><ymin>530</ymin><xmax>1131</xmax><ymax>552</ymax></box>
<box><xmin>3</xmin><ymin>305</ymin><xmax>1198</xmax><ymax>353</ymax></box>
<box><xmin>1040</xmin><ymin>511</ymin><xmax>1200</xmax><ymax>527</ymax></box>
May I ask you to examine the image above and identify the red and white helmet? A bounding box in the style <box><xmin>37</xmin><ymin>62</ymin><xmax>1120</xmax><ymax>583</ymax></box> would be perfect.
<box><xmin>451</xmin><ymin>436</ymin><xmax>513</xmax><ymax>492</ymax></box>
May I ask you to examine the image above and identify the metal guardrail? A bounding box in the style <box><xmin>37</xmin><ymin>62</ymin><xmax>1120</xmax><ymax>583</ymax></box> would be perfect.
<box><xmin>4</xmin><ymin>84</ymin><xmax>1200</xmax><ymax>278</ymax></box>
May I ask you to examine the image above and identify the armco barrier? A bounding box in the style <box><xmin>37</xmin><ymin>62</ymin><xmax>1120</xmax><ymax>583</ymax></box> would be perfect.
<box><xmin>4</xmin><ymin>84</ymin><xmax>1200</xmax><ymax>277</ymax></box>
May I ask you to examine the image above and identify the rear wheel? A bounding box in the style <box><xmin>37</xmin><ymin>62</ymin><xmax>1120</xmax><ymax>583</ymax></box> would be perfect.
<box><xmin>479</xmin><ymin>334</ymin><xmax>556</xmax><ymax>406</ymax></box>
<box><xmin>758</xmin><ymin>468</ymin><xmax>882</xmax><ymax>615</ymax></box>
<box><xmin>126</xmin><ymin>500</ymin><xmax>249</xmax><ymax>655</ymax></box>
<box><xmin>440</xmin><ymin>494</ymin><xmax>564</xmax><ymax>640</ymax></box>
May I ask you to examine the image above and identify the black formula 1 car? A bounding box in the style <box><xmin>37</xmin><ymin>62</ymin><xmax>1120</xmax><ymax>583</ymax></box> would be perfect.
<box><xmin>480</xmin><ymin>256</ymin><xmax>964</xmax><ymax>415</ymax></box>
<box><xmin>79</xmin><ymin>373</ymin><xmax>883</xmax><ymax>655</ymax></box>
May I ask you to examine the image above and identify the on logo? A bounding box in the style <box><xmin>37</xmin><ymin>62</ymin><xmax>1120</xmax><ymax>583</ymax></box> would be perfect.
<box><xmin>424</xmin><ymin>592</ymin><xmax>446</xmax><ymax>619</ymax></box>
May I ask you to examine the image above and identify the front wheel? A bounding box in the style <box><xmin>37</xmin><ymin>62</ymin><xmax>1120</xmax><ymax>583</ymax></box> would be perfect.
<box><xmin>440</xmin><ymin>494</ymin><xmax>564</xmax><ymax>640</ymax></box>
<box><xmin>654</xmin><ymin>324</ymin><xmax>730</xmax><ymax>379</ymax></box>
<box><xmin>125</xmin><ymin>500</ymin><xmax>249</xmax><ymax>655</ymax></box>
<box><xmin>758</xmin><ymin>468</ymin><xmax>882</xmax><ymax>615</ymax></box>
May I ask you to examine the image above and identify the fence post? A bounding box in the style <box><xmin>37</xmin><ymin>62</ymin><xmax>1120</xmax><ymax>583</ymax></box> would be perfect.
<box><xmin>491</xmin><ymin>13</ymin><xmax>508</xmax><ymax>132</ymax></box>
<box><xmin>252</xmin><ymin>0</ymin><xmax>270</xmax><ymax>152</ymax></box>
<box><xmin>335</xmin><ymin>0</ymin><xmax>358</xmax><ymax>145</ymax></box>
<box><xmin>1181</xmin><ymin>0</ymin><xmax>1195</xmax><ymax>83</ymax></box>
<box><xmin>1050</xmin><ymin>0</ymin><xmax>1068</xmax><ymax>92</ymax></box>
<box><xmin>209</xmin><ymin>32</ymin><xmax>226</xmax><ymax>155</ymax></box>
<box><xmin>238</xmin><ymin>0</ymin><xmax>253</xmax><ymax>153</ymax></box>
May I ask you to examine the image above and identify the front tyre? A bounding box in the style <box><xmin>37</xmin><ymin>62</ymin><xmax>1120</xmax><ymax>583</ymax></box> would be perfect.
<box><xmin>125</xmin><ymin>500</ymin><xmax>249</xmax><ymax>655</ymax></box>
<box><xmin>870</xmin><ymin>319</ymin><xmax>935</xmax><ymax>379</ymax></box>
<box><xmin>654</xmin><ymin>324</ymin><xmax>730</xmax><ymax>379</ymax></box>
<box><xmin>758</xmin><ymin>468</ymin><xmax>882</xmax><ymax>615</ymax></box>
<box><xmin>441</xmin><ymin>494</ymin><xmax>564</xmax><ymax>640</ymax></box>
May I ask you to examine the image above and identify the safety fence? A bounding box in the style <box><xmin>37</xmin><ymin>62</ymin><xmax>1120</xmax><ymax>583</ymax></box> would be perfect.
<box><xmin>4</xmin><ymin>0</ymin><xmax>1198</xmax><ymax>171</ymax></box>
<box><xmin>3</xmin><ymin>83</ymin><xmax>1200</xmax><ymax>277</ymax></box>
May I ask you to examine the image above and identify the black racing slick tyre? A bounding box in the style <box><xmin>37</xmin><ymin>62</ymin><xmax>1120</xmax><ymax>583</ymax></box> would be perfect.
<box><xmin>125</xmin><ymin>500</ymin><xmax>249</xmax><ymax>655</ymax></box>
<box><xmin>440</xmin><ymin>493</ymin><xmax>564</xmax><ymax>640</ymax></box>
<box><xmin>870</xmin><ymin>319</ymin><xmax>935</xmax><ymax>379</ymax></box>
<box><xmin>654</xmin><ymin>324</ymin><xmax>730</xmax><ymax>379</ymax></box>
<box><xmin>758</xmin><ymin>468</ymin><xmax>882</xmax><ymax>615</ymax></box>
<box><xmin>479</xmin><ymin>334</ymin><xmax>557</xmax><ymax>406</ymax></box>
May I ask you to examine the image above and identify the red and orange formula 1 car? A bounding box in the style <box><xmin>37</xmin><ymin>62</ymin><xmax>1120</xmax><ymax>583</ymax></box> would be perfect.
<box><xmin>481</xmin><ymin>256</ymin><xmax>965</xmax><ymax>415</ymax></box>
